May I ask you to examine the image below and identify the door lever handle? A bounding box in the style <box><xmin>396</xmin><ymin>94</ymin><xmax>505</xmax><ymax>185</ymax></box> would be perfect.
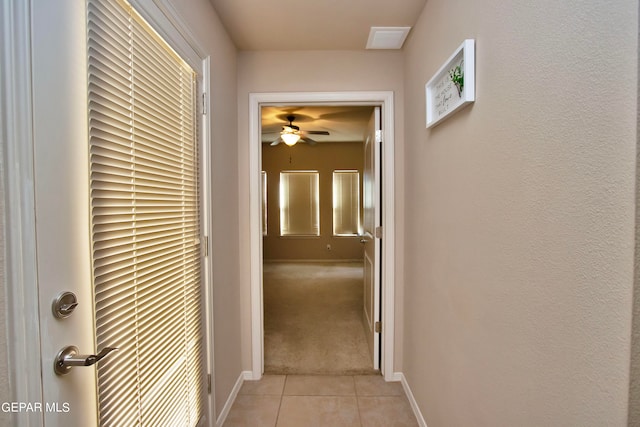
<box><xmin>54</xmin><ymin>345</ymin><xmax>118</xmax><ymax>375</ymax></box>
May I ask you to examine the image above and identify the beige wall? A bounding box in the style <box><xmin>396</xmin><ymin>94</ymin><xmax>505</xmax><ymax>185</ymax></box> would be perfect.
<box><xmin>165</xmin><ymin>0</ymin><xmax>241</xmax><ymax>419</ymax></box>
<box><xmin>403</xmin><ymin>0</ymin><xmax>637</xmax><ymax>426</ymax></box>
<box><xmin>238</xmin><ymin>50</ymin><xmax>405</xmax><ymax>371</ymax></box>
<box><xmin>631</xmin><ymin>9</ymin><xmax>640</xmax><ymax>424</ymax></box>
<box><xmin>0</xmin><ymin>134</ymin><xmax>9</xmax><ymax>427</ymax></box>
<box><xmin>262</xmin><ymin>141</ymin><xmax>364</xmax><ymax>261</ymax></box>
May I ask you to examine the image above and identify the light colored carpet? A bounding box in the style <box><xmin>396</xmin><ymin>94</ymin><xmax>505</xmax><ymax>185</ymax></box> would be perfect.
<box><xmin>263</xmin><ymin>262</ymin><xmax>377</xmax><ymax>375</ymax></box>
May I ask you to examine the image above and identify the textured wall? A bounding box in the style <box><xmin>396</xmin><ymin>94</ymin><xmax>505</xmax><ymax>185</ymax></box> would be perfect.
<box><xmin>0</xmin><ymin>123</ymin><xmax>10</xmax><ymax>427</ymax></box>
<box><xmin>161</xmin><ymin>0</ymin><xmax>241</xmax><ymax>420</ymax></box>
<box><xmin>262</xmin><ymin>141</ymin><xmax>364</xmax><ymax>261</ymax></box>
<box><xmin>402</xmin><ymin>0</ymin><xmax>637</xmax><ymax>426</ymax></box>
<box><xmin>237</xmin><ymin>50</ymin><xmax>406</xmax><ymax>372</ymax></box>
<box><xmin>630</xmin><ymin>6</ymin><xmax>640</xmax><ymax>423</ymax></box>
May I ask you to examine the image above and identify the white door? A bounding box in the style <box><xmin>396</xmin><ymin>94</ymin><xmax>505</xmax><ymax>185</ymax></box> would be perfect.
<box><xmin>362</xmin><ymin>107</ymin><xmax>381</xmax><ymax>370</ymax></box>
<box><xmin>31</xmin><ymin>1</ymin><xmax>207</xmax><ymax>425</ymax></box>
<box><xmin>31</xmin><ymin>0</ymin><xmax>98</xmax><ymax>425</ymax></box>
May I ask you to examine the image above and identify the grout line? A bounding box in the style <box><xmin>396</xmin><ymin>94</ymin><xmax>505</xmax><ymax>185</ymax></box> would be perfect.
<box><xmin>353</xmin><ymin>375</ymin><xmax>365</xmax><ymax>427</ymax></box>
<box><xmin>273</xmin><ymin>374</ymin><xmax>288</xmax><ymax>427</ymax></box>
<box><xmin>355</xmin><ymin>377</ymin><xmax>364</xmax><ymax>427</ymax></box>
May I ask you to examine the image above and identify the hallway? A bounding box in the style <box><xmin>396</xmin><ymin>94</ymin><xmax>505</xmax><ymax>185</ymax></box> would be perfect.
<box><xmin>2</xmin><ymin>0</ymin><xmax>637</xmax><ymax>426</ymax></box>
<box><xmin>224</xmin><ymin>374</ymin><xmax>418</xmax><ymax>426</ymax></box>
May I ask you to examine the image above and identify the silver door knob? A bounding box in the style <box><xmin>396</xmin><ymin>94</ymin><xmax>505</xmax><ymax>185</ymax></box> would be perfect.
<box><xmin>360</xmin><ymin>239</ymin><xmax>367</xmax><ymax>243</ymax></box>
<box><xmin>54</xmin><ymin>345</ymin><xmax>118</xmax><ymax>375</ymax></box>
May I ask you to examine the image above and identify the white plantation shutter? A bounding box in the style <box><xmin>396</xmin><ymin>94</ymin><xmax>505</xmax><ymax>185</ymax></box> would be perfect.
<box><xmin>87</xmin><ymin>0</ymin><xmax>204</xmax><ymax>425</ymax></box>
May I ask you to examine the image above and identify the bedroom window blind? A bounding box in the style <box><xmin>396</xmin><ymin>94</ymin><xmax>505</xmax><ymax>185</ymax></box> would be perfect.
<box><xmin>279</xmin><ymin>171</ymin><xmax>320</xmax><ymax>236</ymax></box>
<box><xmin>87</xmin><ymin>0</ymin><xmax>204</xmax><ymax>425</ymax></box>
<box><xmin>333</xmin><ymin>170</ymin><xmax>360</xmax><ymax>236</ymax></box>
<box><xmin>262</xmin><ymin>171</ymin><xmax>267</xmax><ymax>235</ymax></box>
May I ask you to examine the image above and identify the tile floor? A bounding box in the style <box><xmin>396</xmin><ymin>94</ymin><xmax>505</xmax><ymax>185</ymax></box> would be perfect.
<box><xmin>223</xmin><ymin>374</ymin><xmax>419</xmax><ymax>427</ymax></box>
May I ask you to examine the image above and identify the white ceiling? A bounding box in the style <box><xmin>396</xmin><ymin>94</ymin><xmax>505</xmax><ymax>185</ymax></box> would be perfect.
<box><xmin>208</xmin><ymin>0</ymin><xmax>427</xmax><ymax>51</ymax></box>
<box><xmin>261</xmin><ymin>106</ymin><xmax>375</xmax><ymax>144</ymax></box>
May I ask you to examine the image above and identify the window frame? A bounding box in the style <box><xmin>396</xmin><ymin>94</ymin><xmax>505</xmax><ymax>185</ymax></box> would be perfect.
<box><xmin>261</xmin><ymin>171</ymin><xmax>267</xmax><ymax>236</ymax></box>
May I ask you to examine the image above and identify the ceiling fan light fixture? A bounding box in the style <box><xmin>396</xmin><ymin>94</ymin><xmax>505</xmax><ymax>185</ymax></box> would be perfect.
<box><xmin>281</xmin><ymin>132</ymin><xmax>301</xmax><ymax>146</ymax></box>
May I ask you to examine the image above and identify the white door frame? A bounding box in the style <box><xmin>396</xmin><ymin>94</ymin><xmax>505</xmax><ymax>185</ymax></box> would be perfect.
<box><xmin>248</xmin><ymin>91</ymin><xmax>396</xmax><ymax>381</ymax></box>
<box><xmin>1</xmin><ymin>1</ymin><xmax>44</xmax><ymax>425</ymax></box>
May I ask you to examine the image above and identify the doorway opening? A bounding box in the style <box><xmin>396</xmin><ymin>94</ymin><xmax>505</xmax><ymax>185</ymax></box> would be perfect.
<box><xmin>261</xmin><ymin>105</ymin><xmax>375</xmax><ymax>375</ymax></box>
<box><xmin>248</xmin><ymin>92</ymin><xmax>397</xmax><ymax>381</ymax></box>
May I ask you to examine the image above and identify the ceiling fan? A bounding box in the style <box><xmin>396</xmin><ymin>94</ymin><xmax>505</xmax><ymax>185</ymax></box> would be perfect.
<box><xmin>270</xmin><ymin>115</ymin><xmax>330</xmax><ymax>146</ymax></box>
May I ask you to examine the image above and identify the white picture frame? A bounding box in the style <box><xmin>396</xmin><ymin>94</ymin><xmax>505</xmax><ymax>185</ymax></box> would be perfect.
<box><xmin>425</xmin><ymin>39</ymin><xmax>475</xmax><ymax>128</ymax></box>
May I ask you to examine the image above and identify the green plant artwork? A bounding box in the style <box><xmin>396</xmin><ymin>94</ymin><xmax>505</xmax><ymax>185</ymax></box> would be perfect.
<box><xmin>449</xmin><ymin>62</ymin><xmax>464</xmax><ymax>97</ymax></box>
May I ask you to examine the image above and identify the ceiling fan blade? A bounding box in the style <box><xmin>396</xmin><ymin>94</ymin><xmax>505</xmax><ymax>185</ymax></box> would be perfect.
<box><xmin>270</xmin><ymin>137</ymin><xmax>282</xmax><ymax>146</ymax></box>
<box><xmin>302</xmin><ymin>137</ymin><xmax>318</xmax><ymax>146</ymax></box>
<box><xmin>304</xmin><ymin>130</ymin><xmax>330</xmax><ymax>135</ymax></box>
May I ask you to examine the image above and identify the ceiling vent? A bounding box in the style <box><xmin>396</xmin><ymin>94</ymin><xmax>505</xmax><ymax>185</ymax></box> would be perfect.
<box><xmin>366</xmin><ymin>27</ymin><xmax>411</xmax><ymax>50</ymax></box>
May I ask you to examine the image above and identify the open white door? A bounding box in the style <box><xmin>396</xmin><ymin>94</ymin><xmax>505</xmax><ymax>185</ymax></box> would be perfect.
<box><xmin>362</xmin><ymin>107</ymin><xmax>382</xmax><ymax>370</ymax></box>
<box><xmin>31</xmin><ymin>0</ymin><xmax>98</xmax><ymax>425</ymax></box>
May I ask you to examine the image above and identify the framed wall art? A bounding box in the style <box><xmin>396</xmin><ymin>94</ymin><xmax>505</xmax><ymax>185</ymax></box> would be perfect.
<box><xmin>425</xmin><ymin>39</ymin><xmax>475</xmax><ymax>128</ymax></box>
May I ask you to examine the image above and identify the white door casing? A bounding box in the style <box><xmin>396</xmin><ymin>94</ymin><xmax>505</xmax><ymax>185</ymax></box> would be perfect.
<box><xmin>248</xmin><ymin>92</ymin><xmax>397</xmax><ymax>381</ymax></box>
<box><xmin>362</xmin><ymin>107</ymin><xmax>382</xmax><ymax>370</ymax></box>
<box><xmin>1</xmin><ymin>0</ymin><xmax>44</xmax><ymax>424</ymax></box>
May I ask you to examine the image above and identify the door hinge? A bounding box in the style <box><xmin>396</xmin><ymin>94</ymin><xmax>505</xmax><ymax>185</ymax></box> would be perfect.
<box><xmin>375</xmin><ymin>321</ymin><xmax>382</xmax><ymax>333</ymax></box>
<box><xmin>207</xmin><ymin>373</ymin><xmax>211</xmax><ymax>394</ymax></box>
<box><xmin>375</xmin><ymin>226</ymin><xmax>383</xmax><ymax>239</ymax></box>
<box><xmin>375</xmin><ymin>129</ymin><xmax>383</xmax><ymax>144</ymax></box>
<box><xmin>202</xmin><ymin>92</ymin><xmax>206</xmax><ymax>115</ymax></box>
<box><xmin>201</xmin><ymin>235</ymin><xmax>209</xmax><ymax>257</ymax></box>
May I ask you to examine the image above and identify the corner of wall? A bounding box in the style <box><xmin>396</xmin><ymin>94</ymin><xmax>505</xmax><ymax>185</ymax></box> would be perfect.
<box><xmin>214</xmin><ymin>371</ymin><xmax>252</xmax><ymax>427</ymax></box>
<box><xmin>628</xmin><ymin>4</ymin><xmax>640</xmax><ymax>423</ymax></box>
<box><xmin>398</xmin><ymin>373</ymin><xmax>427</xmax><ymax>427</ymax></box>
<box><xmin>0</xmin><ymin>144</ymin><xmax>10</xmax><ymax>427</ymax></box>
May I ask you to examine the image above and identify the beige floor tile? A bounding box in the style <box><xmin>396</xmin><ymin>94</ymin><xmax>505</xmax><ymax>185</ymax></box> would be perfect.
<box><xmin>354</xmin><ymin>375</ymin><xmax>404</xmax><ymax>396</ymax></box>
<box><xmin>276</xmin><ymin>396</ymin><xmax>360</xmax><ymax>427</ymax></box>
<box><xmin>240</xmin><ymin>375</ymin><xmax>286</xmax><ymax>396</ymax></box>
<box><xmin>283</xmin><ymin>375</ymin><xmax>356</xmax><ymax>396</ymax></box>
<box><xmin>358</xmin><ymin>396</ymin><xmax>419</xmax><ymax>427</ymax></box>
<box><xmin>224</xmin><ymin>395</ymin><xmax>281</xmax><ymax>427</ymax></box>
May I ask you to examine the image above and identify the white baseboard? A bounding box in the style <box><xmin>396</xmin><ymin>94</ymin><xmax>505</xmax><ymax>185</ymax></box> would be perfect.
<box><xmin>243</xmin><ymin>370</ymin><xmax>262</xmax><ymax>381</ymax></box>
<box><xmin>264</xmin><ymin>259</ymin><xmax>364</xmax><ymax>263</ymax></box>
<box><xmin>389</xmin><ymin>371</ymin><xmax>403</xmax><ymax>382</ymax></box>
<box><xmin>398</xmin><ymin>372</ymin><xmax>428</xmax><ymax>427</ymax></box>
<box><xmin>215</xmin><ymin>371</ymin><xmax>252</xmax><ymax>427</ymax></box>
